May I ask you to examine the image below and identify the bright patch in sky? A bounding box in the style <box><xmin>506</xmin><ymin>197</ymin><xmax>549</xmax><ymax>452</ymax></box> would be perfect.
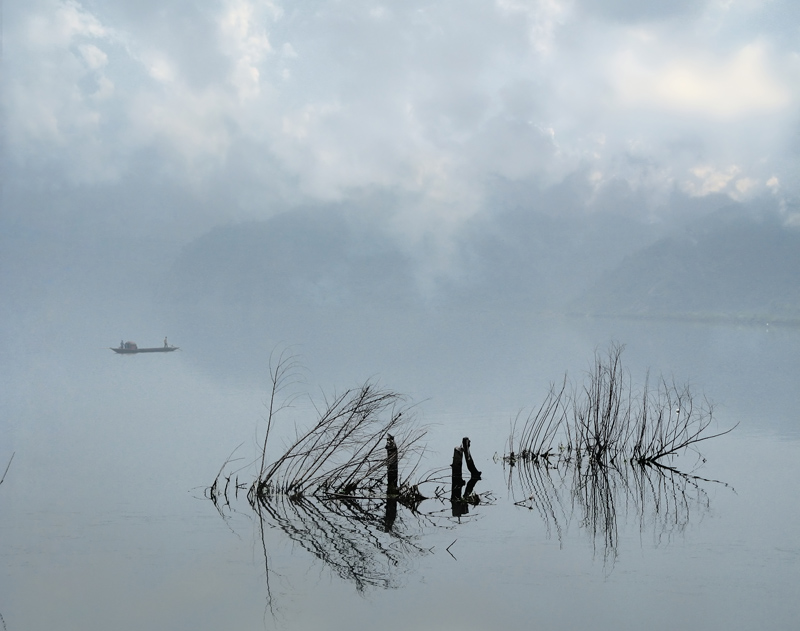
<box><xmin>615</xmin><ymin>43</ymin><xmax>792</xmax><ymax>117</ymax></box>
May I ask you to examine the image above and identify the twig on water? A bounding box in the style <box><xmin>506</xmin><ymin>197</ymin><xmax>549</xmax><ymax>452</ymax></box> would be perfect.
<box><xmin>446</xmin><ymin>539</ymin><xmax>458</xmax><ymax>560</ymax></box>
<box><xmin>0</xmin><ymin>453</ymin><xmax>14</xmax><ymax>486</ymax></box>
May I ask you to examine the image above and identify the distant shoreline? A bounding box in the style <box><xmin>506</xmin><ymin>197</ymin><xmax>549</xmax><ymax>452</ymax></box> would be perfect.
<box><xmin>564</xmin><ymin>311</ymin><xmax>800</xmax><ymax>329</ymax></box>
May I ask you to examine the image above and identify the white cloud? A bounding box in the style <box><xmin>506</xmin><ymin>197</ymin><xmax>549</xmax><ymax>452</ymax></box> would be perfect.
<box><xmin>77</xmin><ymin>43</ymin><xmax>108</xmax><ymax>70</ymax></box>
<box><xmin>734</xmin><ymin>177</ymin><xmax>757</xmax><ymax>195</ymax></box>
<box><xmin>4</xmin><ymin>1</ymin><xmax>124</xmax><ymax>180</ymax></box>
<box><xmin>613</xmin><ymin>42</ymin><xmax>792</xmax><ymax>118</ymax></box>
<box><xmin>219</xmin><ymin>0</ymin><xmax>275</xmax><ymax>100</ymax></box>
<box><xmin>25</xmin><ymin>0</ymin><xmax>109</xmax><ymax>48</ymax></box>
<box><xmin>5</xmin><ymin>0</ymin><xmax>800</xmax><ymax>237</ymax></box>
<box><xmin>496</xmin><ymin>0</ymin><xmax>572</xmax><ymax>55</ymax></box>
<box><xmin>143</xmin><ymin>53</ymin><xmax>178</xmax><ymax>83</ymax></box>
<box><xmin>681</xmin><ymin>164</ymin><xmax>769</xmax><ymax>201</ymax></box>
<box><xmin>684</xmin><ymin>164</ymin><xmax>740</xmax><ymax>195</ymax></box>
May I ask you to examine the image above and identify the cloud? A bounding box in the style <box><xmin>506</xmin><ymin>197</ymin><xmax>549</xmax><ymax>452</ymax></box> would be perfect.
<box><xmin>4</xmin><ymin>0</ymin><xmax>800</xmax><ymax>245</ymax></box>
<box><xmin>4</xmin><ymin>0</ymin><xmax>119</xmax><ymax>178</ymax></box>
<box><xmin>218</xmin><ymin>0</ymin><xmax>276</xmax><ymax>99</ymax></box>
<box><xmin>575</xmin><ymin>0</ymin><xmax>704</xmax><ymax>23</ymax></box>
<box><xmin>613</xmin><ymin>42</ymin><xmax>792</xmax><ymax>118</ymax></box>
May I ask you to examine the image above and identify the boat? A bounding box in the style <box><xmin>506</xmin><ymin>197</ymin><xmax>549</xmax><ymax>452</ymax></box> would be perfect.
<box><xmin>111</xmin><ymin>346</ymin><xmax>179</xmax><ymax>354</ymax></box>
<box><xmin>111</xmin><ymin>341</ymin><xmax>179</xmax><ymax>354</ymax></box>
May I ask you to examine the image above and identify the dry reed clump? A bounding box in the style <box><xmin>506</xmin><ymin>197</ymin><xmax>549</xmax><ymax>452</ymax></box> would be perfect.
<box><xmin>207</xmin><ymin>352</ymin><xmax>444</xmax><ymax>598</ymax></box>
<box><xmin>241</xmin><ymin>350</ymin><xmax>430</xmax><ymax>505</ymax></box>
<box><xmin>506</xmin><ymin>342</ymin><xmax>734</xmax><ymax>468</ymax></box>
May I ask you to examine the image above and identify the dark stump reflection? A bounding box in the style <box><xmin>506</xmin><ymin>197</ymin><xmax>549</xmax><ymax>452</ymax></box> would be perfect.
<box><xmin>450</xmin><ymin>437</ymin><xmax>483</xmax><ymax>520</ymax></box>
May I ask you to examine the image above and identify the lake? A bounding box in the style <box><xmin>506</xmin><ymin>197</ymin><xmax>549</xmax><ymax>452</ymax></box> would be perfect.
<box><xmin>2</xmin><ymin>307</ymin><xmax>799</xmax><ymax>630</ymax></box>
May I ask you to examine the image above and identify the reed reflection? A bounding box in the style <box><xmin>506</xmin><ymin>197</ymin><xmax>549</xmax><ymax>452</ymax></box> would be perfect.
<box><xmin>252</xmin><ymin>493</ymin><xmax>431</xmax><ymax>591</ymax></box>
<box><xmin>509</xmin><ymin>456</ymin><xmax>729</xmax><ymax>564</ymax></box>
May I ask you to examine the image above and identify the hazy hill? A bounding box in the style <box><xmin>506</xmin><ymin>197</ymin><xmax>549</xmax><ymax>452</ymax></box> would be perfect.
<box><xmin>161</xmin><ymin>207</ymin><xmax>416</xmax><ymax>311</ymax></box>
<box><xmin>160</xmin><ymin>199</ymin><xmax>800</xmax><ymax>327</ymax></box>
<box><xmin>572</xmin><ymin>207</ymin><xmax>800</xmax><ymax>322</ymax></box>
<box><xmin>161</xmin><ymin>202</ymin><xmax>667</xmax><ymax>317</ymax></box>
<box><xmin>444</xmin><ymin>205</ymin><xmax>662</xmax><ymax>310</ymax></box>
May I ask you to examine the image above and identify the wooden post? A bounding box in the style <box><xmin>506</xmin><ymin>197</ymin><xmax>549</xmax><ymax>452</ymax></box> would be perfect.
<box><xmin>462</xmin><ymin>437</ymin><xmax>481</xmax><ymax>479</ymax></box>
<box><xmin>386</xmin><ymin>434</ymin><xmax>398</xmax><ymax>495</ymax></box>
<box><xmin>450</xmin><ymin>445</ymin><xmax>467</xmax><ymax>518</ymax></box>
<box><xmin>384</xmin><ymin>434</ymin><xmax>399</xmax><ymax>531</ymax></box>
<box><xmin>384</xmin><ymin>495</ymin><xmax>398</xmax><ymax>532</ymax></box>
<box><xmin>451</xmin><ymin>445</ymin><xmax>465</xmax><ymax>489</ymax></box>
<box><xmin>464</xmin><ymin>474</ymin><xmax>480</xmax><ymax>499</ymax></box>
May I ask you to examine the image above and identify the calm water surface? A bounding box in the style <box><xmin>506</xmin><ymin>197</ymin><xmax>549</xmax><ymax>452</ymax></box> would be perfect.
<box><xmin>1</xmin><ymin>311</ymin><xmax>798</xmax><ymax>630</ymax></box>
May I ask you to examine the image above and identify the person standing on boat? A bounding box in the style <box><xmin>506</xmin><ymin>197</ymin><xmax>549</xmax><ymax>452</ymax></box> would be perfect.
<box><xmin>164</xmin><ymin>337</ymin><xmax>168</xmax><ymax>348</ymax></box>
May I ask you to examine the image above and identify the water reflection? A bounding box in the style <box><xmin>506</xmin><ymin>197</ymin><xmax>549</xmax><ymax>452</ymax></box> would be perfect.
<box><xmin>509</xmin><ymin>457</ymin><xmax>731</xmax><ymax>565</ymax></box>
<box><xmin>448</xmin><ymin>437</ymin><xmax>484</xmax><ymax>520</ymax></box>
<box><xmin>253</xmin><ymin>494</ymin><xmax>432</xmax><ymax>592</ymax></box>
<box><xmin>209</xmin><ymin>435</ymin><xmax>493</xmax><ymax>607</ymax></box>
<box><xmin>201</xmin><ymin>339</ymin><xmax>746</xmax><ymax>628</ymax></box>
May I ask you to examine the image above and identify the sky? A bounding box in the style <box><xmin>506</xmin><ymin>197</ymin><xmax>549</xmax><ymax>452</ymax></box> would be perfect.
<box><xmin>3</xmin><ymin>0</ymin><xmax>800</xmax><ymax>266</ymax></box>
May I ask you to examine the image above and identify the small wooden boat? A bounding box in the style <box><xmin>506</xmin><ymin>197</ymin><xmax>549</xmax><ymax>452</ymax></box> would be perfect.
<box><xmin>111</xmin><ymin>341</ymin><xmax>179</xmax><ymax>354</ymax></box>
<box><xmin>111</xmin><ymin>346</ymin><xmax>179</xmax><ymax>354</ymax></box>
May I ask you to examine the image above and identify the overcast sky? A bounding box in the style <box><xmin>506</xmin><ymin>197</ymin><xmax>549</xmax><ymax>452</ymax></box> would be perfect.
<box><xmin>4</xmin><ymin>0</ymin><xmax>800</xmax><ymax>247</ymax></box>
